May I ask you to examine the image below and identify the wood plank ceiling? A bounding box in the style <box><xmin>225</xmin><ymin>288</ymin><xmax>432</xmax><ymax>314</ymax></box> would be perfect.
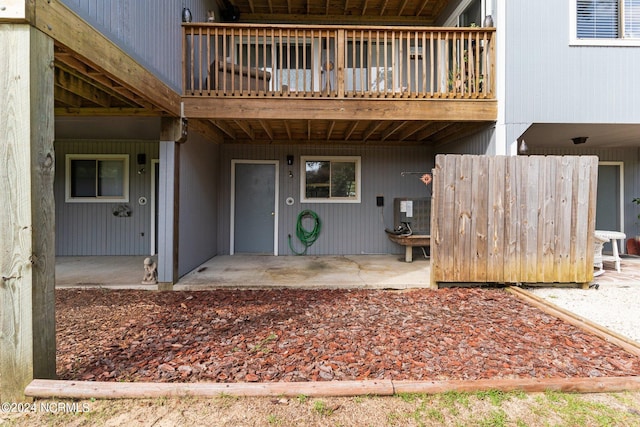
<box><xmin>233</xmin><ymin>0</ymin><xmax>450</xmax><ymax>24</ymax></box>
<box><xmin>52</xmin><ymin>0</ymin><xmax>495</xmax><ymax>147</ymax></box>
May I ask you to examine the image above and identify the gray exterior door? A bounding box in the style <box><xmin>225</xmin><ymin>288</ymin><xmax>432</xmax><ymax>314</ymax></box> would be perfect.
<box><xmin>596</xmin><ymin>163</ymin><xmax>622</xmax><ymax>232</ymax></box>
<box><xmin>232</xmin><ymin>161</ymin><xmax>278</xmax><ymax>254</ymax></box>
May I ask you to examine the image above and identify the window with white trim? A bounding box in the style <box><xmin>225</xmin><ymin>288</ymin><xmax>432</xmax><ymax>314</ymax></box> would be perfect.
<box><xmin>577</xmin><ymin>0</ymin><xmax>640</xmax><ymax>39</ymax></box>
<box><xmin>301</xmin><ymin>156</ymin><xmax>361</xmax><ymax>203</ymax></box>
<box><xmin>65</xmin><ymin>154</ymin><xmax>129</xmax><ymax>202</ymax></box>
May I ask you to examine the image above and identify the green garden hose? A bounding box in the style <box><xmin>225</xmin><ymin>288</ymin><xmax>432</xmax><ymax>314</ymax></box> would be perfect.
<box><xmin>288</xmin><ymin>210</ymin><xmax>321</xmax><ymax>255</ymax></box>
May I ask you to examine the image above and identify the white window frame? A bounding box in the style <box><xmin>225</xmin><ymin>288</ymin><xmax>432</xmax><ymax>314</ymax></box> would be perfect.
<box><xmin>65</xmin><ymin>154</ymin><xmax>130</xmax><ymax>203</ymax></box>
<box><xmin>571</xmin><ymin>0</ymin><xmax>640</xmax><ymax>46</ymax></box>
<box><xmin>300</xmin><ymin>156</ymin><xmax>361</xmax><ymax>204</ymax></box>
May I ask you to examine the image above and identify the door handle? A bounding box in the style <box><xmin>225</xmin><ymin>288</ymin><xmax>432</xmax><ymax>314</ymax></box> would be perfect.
<box><xmin>271</xmin><ymin>212</ymin><xmax>275</xmax><ymax>216</ymax></box>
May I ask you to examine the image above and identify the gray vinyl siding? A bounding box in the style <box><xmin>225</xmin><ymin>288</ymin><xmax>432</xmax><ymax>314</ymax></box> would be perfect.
<box><xmin>504</xmin><ymin>1</ymin><xmax>640</xmax><ymax>126</ymax></box>
<box><xmin>178</xmin><ymin>135</ymin><xmax>220</xmax><ymax>276</ymax></box>
<box><xmin>437</xmin><ymin>125</ymin><xmax>496</xmax><ymax>155</ymax></box>
<box><xmin>60</xmin><ymin>0</ymin><xmax>214</xmax><ymax>91</ymax></box>
<box><xmin>54</xmin><ymin>140</ymin><xmax>159</xmax><ymax>256</ymax></box>
<box><xmin>218</xmin><ymin>144</ymin><xmax>434</xmax><ymax>256</ymax></box>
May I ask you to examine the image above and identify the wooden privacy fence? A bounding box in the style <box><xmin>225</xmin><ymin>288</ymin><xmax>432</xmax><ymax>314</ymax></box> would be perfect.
<box><xmin>430</xmin><ymin>155</ymin><xmax>599</xmax><ymax>287</ymax></box>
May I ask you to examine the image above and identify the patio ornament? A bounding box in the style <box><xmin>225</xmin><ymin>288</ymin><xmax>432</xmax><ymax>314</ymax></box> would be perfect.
<box><xmin>142</xmin><ymin>257</ymin><xmax>158</xmax><ymax>285</ymax></box>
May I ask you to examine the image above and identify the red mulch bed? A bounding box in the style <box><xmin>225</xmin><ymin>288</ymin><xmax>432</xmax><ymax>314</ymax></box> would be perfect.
<box><xmin>56</xmin><ymin>288</ymin><xmax>640</xmax><ymax>383</ymax></box>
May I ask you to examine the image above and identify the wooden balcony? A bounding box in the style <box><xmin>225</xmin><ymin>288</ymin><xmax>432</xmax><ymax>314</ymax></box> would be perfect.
<box><xmin>183</xmin><ymin>23</ymin><xmax>495</xmax><ymax>100</ymax></box>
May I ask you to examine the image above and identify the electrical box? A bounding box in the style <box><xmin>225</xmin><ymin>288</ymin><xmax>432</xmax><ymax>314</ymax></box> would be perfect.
<box><xmin>376</xmin><ymin>196</ymin><xmax>384</xmax><ymax>207</ymax></box>
<box><xmin>393</xmin><ymin>197</ymin><xmax>431</xmax><ymax>234</ymax></box>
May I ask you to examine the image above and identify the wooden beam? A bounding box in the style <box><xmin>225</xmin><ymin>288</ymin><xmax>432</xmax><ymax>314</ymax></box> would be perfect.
<box><xmin>54</xmin><ymin>68</ymin><xmax>115</xmax><ymax>108</ymax></box>
<box><xmin>1</xmin><ymin>24</ymin><xmax>56</xmax><ymax>402</ymax></box>
<box><xmin>55</xmin><ymin>58</ymin><xmax>142</xmax><ymax>108</ymax></box>
<box><xmin>188</xmin><ymin>119</ymin><xmax>224</xmax><ymax>144</ymax></box>
<box><xmin>235</xmin><ymin>120</ymin><xmax>255</xmax><ymax>140</ymax></box>
<box><xmin>362</xmin><ymin>121</ymin><xmax>384</xmax><ymax>141</ymax></box>
<box><xmin>210</xmin><ymin>120</ymin><xmax>236</xmax><ymax>139</ymax></box>
<box><xmin>326</xmin><ymin>120</ymin><xmax>336</xmax><ymax>140</ymax></box>
<box><xmin>284</xmin><ymin>120</ymin><xmax>292</xmax><ymax>139</ymax></box>
<box><xmin>25</xmin><ymin>376</ymin><xmax>640</xmax><ymax>400</ymax></box>
<box><xmin>259</xmin><ymin>119</ymin><xmax>274</xmax><ymax>140</ymax></box>
<box><xmin>381</xmin><ymin>120</ymin><xmax>408</xmax><ymax>141</ymax></box>
<box><xmin>344</xmin><ymin>120</ymin><xmax>359</xmax><ymax>140</ymax></box>
<box><xmin>239</xmin><ymin>13</ymin><xmax>435</xmax><ymax>25</ymax></box>
<box><xmin>398</xmin><ymin>0</ymin><xmax>411</xmax><ymax>16</ymax></box>
<box><xmin>34</xmin><ymin>0</ymin><xmax>181</xmax><ymax>116</ymax></box>
<box><xmin>54</xmin><ymin>107</ymin><xmax>157</xmax><ymax>116</ymax></box>
<box><xmin>415</xmin><ymin>0</ymin><xmax>430</xmax><ymax>16</ymax></box>
<box><xmin>54</xmin><ymin>85</ymin><xmax>83</xmax><ymax>108</ymax></box>
<box><xmin>379</xmin><ymin>0</ymin><xmax>390</xmax><ymax>15</ymax></box>
<box><xmin>183</xmin><ymin>98</ymin><xmax>497</xmax><ymax>122</ymax></box>
<box><xmin>414</xmin><ymin>122</ymin><xmax>452</xmax><ymax>141</ymax></box>
<box><xmin>397</xmin><ymin>122</ymin><xmax>430</xmax><ymax>141</ymax></box>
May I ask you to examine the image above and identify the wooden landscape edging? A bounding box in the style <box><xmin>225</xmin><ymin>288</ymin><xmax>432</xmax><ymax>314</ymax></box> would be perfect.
<box><xmin>25</xmin><ymin>376</ymin><xmax>640</xmax><ymax>400</ymax></box>
<box><xmin>506</xmin><ymin>286</ymin><xmax>640</xmax><ymax>357</ymax></box>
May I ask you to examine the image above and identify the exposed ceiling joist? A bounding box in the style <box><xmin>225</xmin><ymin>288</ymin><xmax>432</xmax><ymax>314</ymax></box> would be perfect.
<box><xmin>259</xmin><ymin>119</ymin><xmax>274</xmax><ymax>140</ymax></box>
<box><xmin>235</xmin><ymin>120</ymin><xmax>255</xmax><ymax>140</ymax></box>
<box><xmin>211</xmin><ymin>120</ymin><xmax>237</xmax><ymax>139</ymax></box>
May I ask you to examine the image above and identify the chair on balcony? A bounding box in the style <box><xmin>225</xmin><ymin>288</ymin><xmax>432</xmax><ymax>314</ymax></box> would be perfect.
<box><xmin>209</xmin><ymin>59</ymin><xmax>271</xmax><ymax>92</ymax></box>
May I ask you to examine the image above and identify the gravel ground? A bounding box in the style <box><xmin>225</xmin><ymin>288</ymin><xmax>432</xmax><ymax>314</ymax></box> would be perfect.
<box><xmin>528</xmin><ymin>280</ymin><xmax>640</xmax><ymax>344</ymax></box>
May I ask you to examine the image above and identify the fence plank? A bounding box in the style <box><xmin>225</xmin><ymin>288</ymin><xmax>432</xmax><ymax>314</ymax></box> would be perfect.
<box><xmin>555</xmin><ymin>156</ymin><xmax>573</xmax><ymax>280</ymax></box>
<box><xmin>503</xmin><ymin>156</ymin><xmax>518</xmax><ymax>283</ymax></box>
<box><xmin>486</xmin><ymin>156</ymin><xmax>505</xmax><ymax>283</ymax></box>
<box><xmin>441</xmin><ymin>155</ymin><xmax>458</xmax><ymax>281</ymax></box>
<box><xmin>470</xmin><ymin>156</ymin><xmax>488</xmax><ymax>282</ymax></box>
<box><xmin>454</xmin><ymin>156</ymin><xmax>473</xmax><ymax>281</ymax></box>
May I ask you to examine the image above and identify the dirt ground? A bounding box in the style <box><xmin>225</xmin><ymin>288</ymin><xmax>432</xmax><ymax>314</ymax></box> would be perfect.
<box><xmin>3</xmin><ymin>391</ymin><xmax>640</xmax><ymax>426</ymax></box>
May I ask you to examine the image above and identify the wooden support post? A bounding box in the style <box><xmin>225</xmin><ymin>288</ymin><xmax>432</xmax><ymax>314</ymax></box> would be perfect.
<box><xmin>0</xmin><ymin>24</ymin><xmax>56</xmax><ymax>401</ymax></box>
<box><xmin>157</xmin><ymin>118</ymin><xmax>185</xmax><ymax>288</ymax></box>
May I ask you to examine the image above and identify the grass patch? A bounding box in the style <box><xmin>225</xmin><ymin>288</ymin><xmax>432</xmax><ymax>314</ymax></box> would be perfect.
<box><xmin>540</xmin><ymin>390</ymin><xmax>639</xmax><ymax>426</ymax></box>
<box><xmin>476</xmin><ymin>389</ymin><xmax>525</xmax><ymax>406</ymax></box>
<box><xmin>250</xmin><ymin>332</ymin><xmax>278</xmax><ymax>354</ymax></box>
<box><xmin>312</xmin><ymin>399</ymin><xmax>335</xmax><ymax>417</ymax></box>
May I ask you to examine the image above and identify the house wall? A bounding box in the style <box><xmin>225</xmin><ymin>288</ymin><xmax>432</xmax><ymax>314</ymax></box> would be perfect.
<box><xmin>218</xmin><ymin>144</ymin><xmax>434</xmax><ymax>255</ymax></box>
<box><xmin>178</xmin><ymin>135</ymin><xmax>220</xmax><ymax>276</ymax></box>
<box><xmin>54</xmin><ymin>140</ymin><xmax>159</xmax><ymax>256</ymax></box>
<box><xmin>60</xmin><ymin>0</ymin><xmax>216</xmax><ymax>91</ymax></box>
<box><xmin>500</xmin><ymin>1</ymin><xmax>640</xmax><ymax>150</ymax></box>
<box><xmin>436</xmin><ymin>125</ymin><xmax>496</xmax><ymax>155</ymax></box>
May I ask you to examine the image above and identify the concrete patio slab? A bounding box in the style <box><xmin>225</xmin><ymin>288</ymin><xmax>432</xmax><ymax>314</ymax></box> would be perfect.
<box><xmin>55</xmin><ymin>254</ymin><xmax>431</xmax><ymax>290</ymax></box>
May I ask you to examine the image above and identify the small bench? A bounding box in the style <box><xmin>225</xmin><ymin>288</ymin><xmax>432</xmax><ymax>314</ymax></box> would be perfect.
<box><xmin>387</xmin><ymin>234</ymin><xmax>430</xmax><ymax>262</ymax></box>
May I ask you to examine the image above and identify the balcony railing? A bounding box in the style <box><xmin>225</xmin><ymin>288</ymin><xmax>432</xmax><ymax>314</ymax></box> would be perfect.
<box><xmin>183</xmin><ymin>24</ymin><xmax>495</xmax><ymax>99</ymax></box>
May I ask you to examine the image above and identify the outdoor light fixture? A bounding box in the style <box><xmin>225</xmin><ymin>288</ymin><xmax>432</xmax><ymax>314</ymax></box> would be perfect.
<box><xmin>572</xmin><ymin>136</ymin><xmax>588</xmax><ymax>145</ymax></box>
<box><xmin>518</xmin><ymin>139</ymin><xmax>528</xmax><ymax>154</ymax></box>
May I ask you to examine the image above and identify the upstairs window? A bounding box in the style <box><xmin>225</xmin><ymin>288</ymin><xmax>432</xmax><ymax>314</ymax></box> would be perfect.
<box><xmin>577</xmin><ymin>0</ymin><xmax>640</xmax><ymax>39</ymax></box>
<box><xmin>301</xmin><ymin>156</ymin><xmax>361</xmax><ymax>203</ymax></box>
<box><xmin>65</xmin><ymin>155</ymin><xmax>129</xmax><ymax>202</ymax></box>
